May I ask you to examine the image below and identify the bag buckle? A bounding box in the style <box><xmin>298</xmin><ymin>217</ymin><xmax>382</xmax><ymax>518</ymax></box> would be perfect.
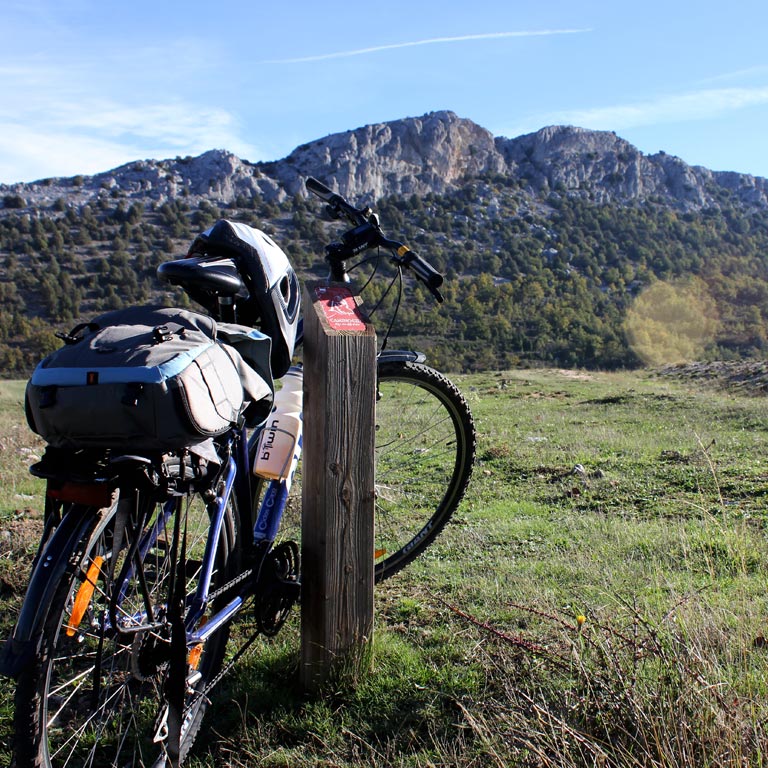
<box><xmin>153</xmin><ymin>325</ymin><xmax>173</xmax><ymax>344</ymax></box>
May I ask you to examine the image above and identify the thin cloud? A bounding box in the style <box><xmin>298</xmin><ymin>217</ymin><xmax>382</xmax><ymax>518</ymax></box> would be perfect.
<box><xmin>265</xmin><ymin>29</ymin><xmax>591</xmax><ymax>64</ymax></box>
<box><xmin>0</xmin><ymin>99</ymin><xmax>263</xmax><ymax>183</ymax></box>
<box><xmin>46</xmin><ymin>99</ymin><xmax>241</xmax><ymax>143</ymax></box>
<box><xmin>698</xmin><ymin>65</ymin><xmax>768</xmax><ymax>85</ymax></box>
<box><xmin>0</xmin><ymin>51</ymin><xmax>263</xmax><ymax>182</ymax></box>
<box><xmin>565</xmin><ymin>86</ymin><xmax>768</xmax><ymax>128</ymax></box>
<box><xmin>507</xmin><ymin>85</ymin><xmax>768</xmax><ymax>136</ymax></box>
<box><xmin>0</xmin><ymin>124</ymin><xmax>151</xmax><ymax>182</ymax></box>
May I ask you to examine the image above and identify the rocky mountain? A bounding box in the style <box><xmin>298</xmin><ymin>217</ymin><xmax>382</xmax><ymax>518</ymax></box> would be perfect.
<box><xmin>4</xmin><ymin>110</ymin><xmax>768</xmax><ymax>375</ymax></box>
<box><xmin>3</xmin><ymin>111</ymin><xmax>768</xmax><ymax>213</ymax></box>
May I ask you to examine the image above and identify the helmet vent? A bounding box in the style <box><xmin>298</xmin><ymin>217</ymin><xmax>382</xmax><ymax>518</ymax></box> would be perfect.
<box><xmin>280</xmin><ymin>275</ymin><xmax>291</xmax><ymax>302</ymax></box>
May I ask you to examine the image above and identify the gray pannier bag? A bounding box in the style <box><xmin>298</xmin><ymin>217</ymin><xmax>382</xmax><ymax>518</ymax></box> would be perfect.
<box><xmin>25</xmin><ymin>306</ymin><xmax>274</xmax><ymax>452</ymax></box>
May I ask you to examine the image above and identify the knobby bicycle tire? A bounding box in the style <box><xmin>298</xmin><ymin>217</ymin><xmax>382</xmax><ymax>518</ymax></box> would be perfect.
<box><xmin>374</xmin><ymin>361</ymin><xmax>476</xmax><ymax>581</ymax></box>
<box><xmin>12</xmin><ymin>483</ymin><xmax>239</xmax><ymax>768</ymax></box>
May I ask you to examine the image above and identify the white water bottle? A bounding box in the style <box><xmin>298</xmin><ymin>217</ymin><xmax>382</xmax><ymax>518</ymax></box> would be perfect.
<box><xmin>253</xmin><ymin>367</ymin><xmax>303</xmax><ymax>480</ymax></box>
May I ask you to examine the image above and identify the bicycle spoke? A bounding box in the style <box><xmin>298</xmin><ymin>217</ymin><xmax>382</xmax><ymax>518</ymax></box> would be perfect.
<box><xmin>374</xmin><ymin>362</ymin><xmax>476</xmax><ymax>580</ymax></box>
<box><xmin>13</xmin><ymin>484</ymin><xmax>239</xmax><ymax>767</ymax></box>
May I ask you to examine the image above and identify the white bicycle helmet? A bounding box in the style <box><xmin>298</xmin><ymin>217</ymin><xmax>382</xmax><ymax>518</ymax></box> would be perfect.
<box><xmin>188</xmin><ymin>220</ymin><xmax>300</xmax><ymax>378</ymax></box>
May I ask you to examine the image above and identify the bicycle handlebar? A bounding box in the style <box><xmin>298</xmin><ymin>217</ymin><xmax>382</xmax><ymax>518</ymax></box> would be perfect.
<box><xmin>305</xmin><ymin>177</ymin><xmax>367</xmax><ymax>227</ymax></box>
<box><xmin>305</xmin><ymin>177</ymin><xmax>444</xmax><ymax>302</ymax></box>
<box><xmin>304</xmin><ymin>176</ymin><xmax>335</xmax><ymax>201</ymax></box>
<box><xmin>392</xmin><ymin>246</ymin><xmax>444</xmax><ymax>293</ymax></box>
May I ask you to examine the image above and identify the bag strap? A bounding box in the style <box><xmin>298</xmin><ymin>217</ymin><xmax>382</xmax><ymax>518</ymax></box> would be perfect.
<box><xmin>55</xmin><ymin>322</ymin><xmax>100</xmax><ymax>345</ymax></box>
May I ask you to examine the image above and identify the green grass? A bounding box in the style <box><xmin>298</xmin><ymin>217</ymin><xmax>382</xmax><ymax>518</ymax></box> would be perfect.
<box><xmin>3</xmin><ymin>369</ymin><xmax>768</xmax><ymax>766</ymax></box>
<box><xmin>0</xmin><ymin>379</ymin><xmax>46</xmax><ymax>518</ymax></box>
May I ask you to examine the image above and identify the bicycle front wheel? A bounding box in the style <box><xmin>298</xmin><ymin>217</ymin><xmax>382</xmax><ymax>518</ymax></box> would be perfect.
<box><xmin>374</xmin><ymin>360</ymin><xmax>476</xmax><ymax>581</ymax></box>
<box><xmin>12</xmin><ymin>483</ymin><xmax>239</xmax><ymax>768</ymax></box>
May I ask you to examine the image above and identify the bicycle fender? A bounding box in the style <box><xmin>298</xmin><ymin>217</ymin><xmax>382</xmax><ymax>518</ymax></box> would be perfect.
<box><xmin>0</xmin><ymin>506</ymin><xmax>99</xmax><ymax>678</ymax></box>
<box><xmin>378</xmin><ymin>349</ymin><xmax>426</xmax><ymax>364</ymax></box>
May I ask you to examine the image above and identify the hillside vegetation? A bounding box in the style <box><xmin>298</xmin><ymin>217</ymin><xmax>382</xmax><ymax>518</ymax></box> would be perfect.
<box><xmin>3</xmin><ymin>112</ymin><xmax>768</xmax><ymax>374</ymax></box>
<box><xmin>2</xmin><ymin>180</ymin><xmax>768</xmax><ymax>374</ymax></box>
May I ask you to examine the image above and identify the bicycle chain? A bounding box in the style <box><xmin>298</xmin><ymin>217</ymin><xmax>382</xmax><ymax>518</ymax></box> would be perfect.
<box><xmin>205</xmin><ymin>566</ymin><xmax>253</xmax><ymax>603</ymax></box>
<box><xmin>199</xmin><ymin>616</ymin><xmax>263</xmax><ymax>700</ymax></box>
<box><xmin>183</xmin><ymin>567</ymin><xmax>264</xmax><ymax>707</ymax></box>
<box><xmin>181</xmin><ymin>550</ymin><xmax>300</xmax><ymax>712</ymax></box>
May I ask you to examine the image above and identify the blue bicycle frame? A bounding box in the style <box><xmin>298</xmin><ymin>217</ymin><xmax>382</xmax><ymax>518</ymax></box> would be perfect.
<box><xmin>181</xmin><ymin>363</ymin><xmax>304</xmax><ymax>647</ymax></box>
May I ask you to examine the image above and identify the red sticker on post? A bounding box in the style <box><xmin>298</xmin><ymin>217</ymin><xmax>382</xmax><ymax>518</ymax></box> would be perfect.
<box><xmin>314</xmin><ymin>285</ymin><xmax>368</xmax><ymax>332</ymax></box>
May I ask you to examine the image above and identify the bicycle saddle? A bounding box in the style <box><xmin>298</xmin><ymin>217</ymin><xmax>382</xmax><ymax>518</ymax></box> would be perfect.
<box><xmin>157</xmin><ymin>256</ymin><xmax>247</xmax><ymax>298</ymax></box>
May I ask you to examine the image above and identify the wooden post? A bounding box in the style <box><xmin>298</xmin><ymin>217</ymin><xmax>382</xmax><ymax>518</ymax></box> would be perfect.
<box><xmin>300</xmin><ymin>281</ymin><xmax>376</xmax><ymax>691</ymax></box>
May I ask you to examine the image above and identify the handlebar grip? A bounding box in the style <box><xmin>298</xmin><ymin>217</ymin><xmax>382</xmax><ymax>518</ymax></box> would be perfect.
<box><xmin>397</xmin><ymin>247</ymin><xmax>444</xmax><ymax>302</ymax></box>
<box><xmin>306</xmin><ymin>176</ymin><xmax>367</xmax><ymax>226</ymax></box>
<box><xmin>305</xmin><ymin>177</ymin><xmax>336</xmax><ymax>201</ymax></box>
<box><xmin>399</xmin><ymin>249</ymin><xmax>444</xmax><ymax>289</ymax></box>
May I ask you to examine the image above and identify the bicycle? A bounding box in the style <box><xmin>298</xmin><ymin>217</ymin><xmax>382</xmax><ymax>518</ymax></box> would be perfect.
<box><xmin>1</xmin><ymin>177</ymin><xmax>476</xmax><ymax>767</ymax></box>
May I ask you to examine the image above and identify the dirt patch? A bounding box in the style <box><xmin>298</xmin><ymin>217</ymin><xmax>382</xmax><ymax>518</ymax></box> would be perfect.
<box><xmin>0</xmin><ymin>515</ymin><xmax>41</xmax><ymax>597</ymax></box>
<box><xmin>656</xmin><ymin>362</ymin><xmax>768</xmax><ymax>394</ymax></box>
<box><xmin>555</xmin><ymin>369</ymin><xmax>595</xmax><ymax>381</ymax></box>
<box><xmin>1</xmin><ymin>515</ymin><xmax>42</xmax><ymax>557</ymax></box>
<box><xmin>581</xmin><ymin>392</ymin><xmax>677</xmax><ymax>406</ymax></box>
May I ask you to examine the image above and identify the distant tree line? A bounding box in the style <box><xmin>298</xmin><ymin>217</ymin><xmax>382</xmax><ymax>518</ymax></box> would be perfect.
<box><xmin>2</xmin><ymin>176</ymin><xmax>768</xmax><ymax>375</ymax></box>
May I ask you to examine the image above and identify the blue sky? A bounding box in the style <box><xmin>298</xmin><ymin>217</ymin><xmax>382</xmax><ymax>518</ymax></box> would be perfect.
<box><xmin>2</xmin><ymin>0</ymin><xmax>768</xmax><ymax>184</ymax></box>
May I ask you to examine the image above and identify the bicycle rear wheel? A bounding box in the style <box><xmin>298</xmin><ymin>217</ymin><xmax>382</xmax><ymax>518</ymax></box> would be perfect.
<box><xmin>374</xmin><ymin>361</ymin><xmax>476</xmax><ymax>581</ymax></box>
<box><xmin>12</xmin><ymin>482</ymin><xmax>238</xmax><ymax>768</ymax></box>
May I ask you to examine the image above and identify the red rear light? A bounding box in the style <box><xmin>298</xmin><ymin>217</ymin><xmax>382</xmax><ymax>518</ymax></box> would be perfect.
<box><xmin>47</xmin><ymin>481</ymin><xmax>114</xmax><ymax>508</ymax></box>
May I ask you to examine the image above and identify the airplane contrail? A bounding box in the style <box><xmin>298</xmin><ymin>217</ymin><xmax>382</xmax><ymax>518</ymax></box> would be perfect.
<box><xmin>265</xmin><ymin>29</ymin><xmax>592</xmax><ymax>64</ymax></box>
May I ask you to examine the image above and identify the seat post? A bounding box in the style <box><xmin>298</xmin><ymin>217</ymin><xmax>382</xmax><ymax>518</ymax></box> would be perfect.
<box><xmin>217</xmin><ymin>295</ymin><xmax>236</xmax><ymax>323</ymax></box>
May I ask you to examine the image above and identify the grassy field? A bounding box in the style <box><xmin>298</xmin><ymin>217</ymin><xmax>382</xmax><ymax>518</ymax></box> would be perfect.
<box><xmin>2</xmin><ymin>368</ymin><xmax>768</xmax><ymax>766</ymax></box>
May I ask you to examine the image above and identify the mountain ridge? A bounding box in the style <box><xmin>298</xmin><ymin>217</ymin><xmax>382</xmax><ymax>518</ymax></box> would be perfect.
<box><xmin>3</xmin><ymin>111</ymin><xmax>768</xmax><ymax>213</ymax></box>
<box><xmin>3</xmin><ymin>111</ymin><xmax>768</xmax><ymax>374</ymax></box>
